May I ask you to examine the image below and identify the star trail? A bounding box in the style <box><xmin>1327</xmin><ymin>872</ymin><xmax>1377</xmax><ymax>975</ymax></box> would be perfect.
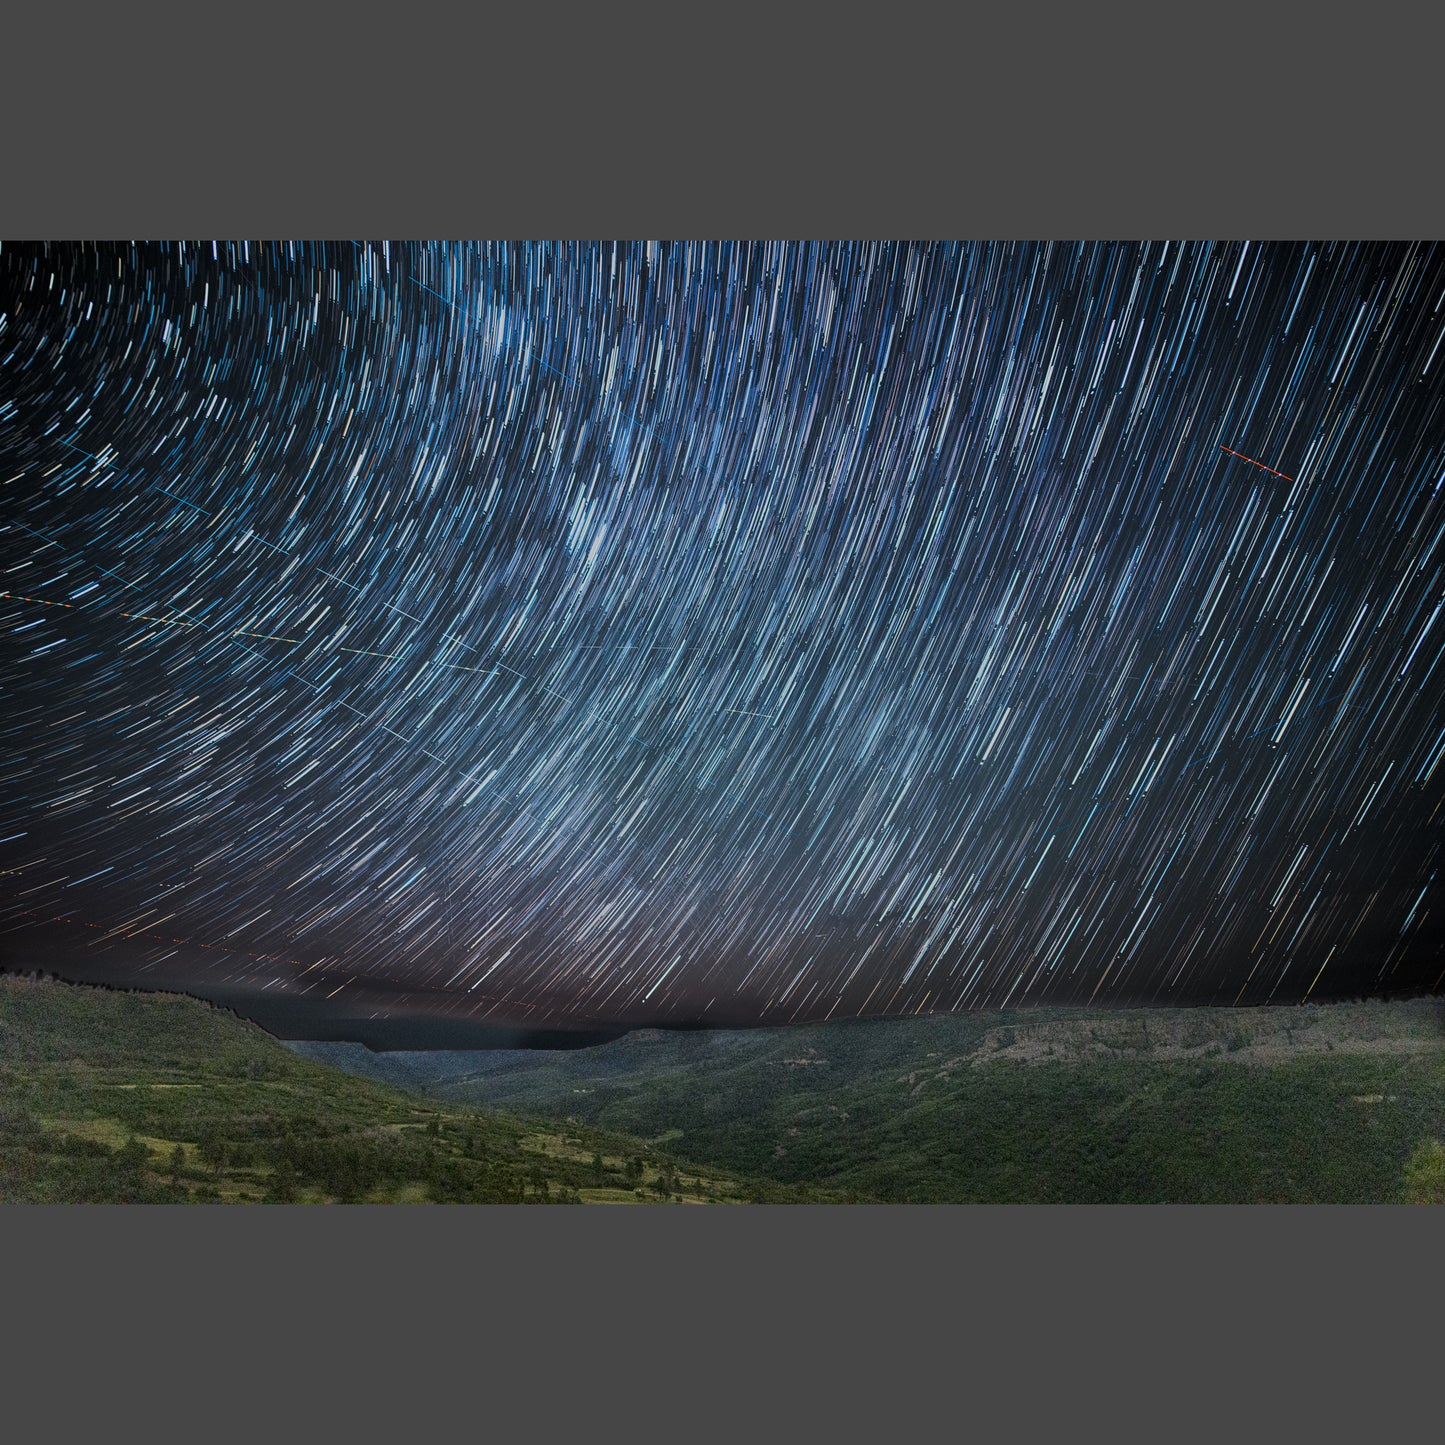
<box><xmin>1</xmin><ymin>240</ymin><xmax>1442</xmax><ymax>1038</ymax></box>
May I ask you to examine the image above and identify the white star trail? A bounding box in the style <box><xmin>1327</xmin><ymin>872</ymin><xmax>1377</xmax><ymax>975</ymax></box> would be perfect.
<box><xmin>1</xmin><ymin>241</ymin><xmax>1442</xmax><ymax>1035</ymax></box>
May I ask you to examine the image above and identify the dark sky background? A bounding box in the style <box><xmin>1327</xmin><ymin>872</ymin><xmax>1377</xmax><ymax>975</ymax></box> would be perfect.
<box><xmin>2</xmin><ymin>240</ymin><xmax>1442</xmax><ymax>1041</ymax></box>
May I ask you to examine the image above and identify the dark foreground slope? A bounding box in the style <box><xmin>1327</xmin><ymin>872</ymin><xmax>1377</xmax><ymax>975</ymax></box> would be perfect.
<box><xmin>407</xmin><ymin>1001</ymin><xmax>1445</xmax><ymax>1203</ymax></box>
<box><xmin>0</xmin><ymin>978</ymin><xmax>828</xmax><ymax>1204</ymax></box>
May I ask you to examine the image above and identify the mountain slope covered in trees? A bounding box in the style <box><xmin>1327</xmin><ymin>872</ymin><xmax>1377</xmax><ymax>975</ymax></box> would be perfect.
<box><xmin>407</xmin><ymin>1000</ymin><xmax>1445</xmax><ymax>1203</ymax></box>
<box><xmin>0</xmin><ymin>977</ymin><xmax>830</xmax><ymax>1204</ymax></box>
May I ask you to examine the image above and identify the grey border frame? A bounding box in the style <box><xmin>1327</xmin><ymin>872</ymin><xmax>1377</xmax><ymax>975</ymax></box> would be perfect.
<box><xmin>3</xmin><ymin>3</ymin><xmax>1442</xmax><ymax>1439</ymax></box>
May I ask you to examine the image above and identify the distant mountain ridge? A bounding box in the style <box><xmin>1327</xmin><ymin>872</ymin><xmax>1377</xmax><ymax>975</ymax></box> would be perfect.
<box><xmin>291</xmin><ymin>997</ymin><xmax>1445</xmax><ymax>1092</ymax></box>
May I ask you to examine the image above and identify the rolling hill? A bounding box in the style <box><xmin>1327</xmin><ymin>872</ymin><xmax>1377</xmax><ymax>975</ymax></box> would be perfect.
<box><xmin>0</xmin><ymin>975</ymin><xmax>830</xmax><ymax>1204</ymax></box>
<box><xmin>354</xmin><ymin>999</ymin><xmax>1445</xmax><ymax>1203</ymax></box>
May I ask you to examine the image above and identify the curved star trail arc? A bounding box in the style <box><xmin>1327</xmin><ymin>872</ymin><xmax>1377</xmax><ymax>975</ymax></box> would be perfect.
<box><xmin>1</xmin><ymin>239</ymin><xmax>1443</xmax><ymax>1032</ymax></box>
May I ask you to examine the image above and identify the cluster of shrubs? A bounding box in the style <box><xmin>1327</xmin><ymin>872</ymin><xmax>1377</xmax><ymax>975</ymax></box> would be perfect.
<box><xmin>274</xmin><ymin>1132</ymin><xmax>539</xmax><ymax>1204</ymax></box>
<box><xmin>0</xmin><ymin>1098</ymin><xmax>720</xmax><ymax>1204</ymax></box>
<box><xmin>0</xmin><ymin>1111</ymin><xmax>188</xmax><ymax>1203</ymax></box>
<box><xmin>0</xmin><ymin>1104</ymin><xmax>562</xmax><ymax>1203</ymax></box>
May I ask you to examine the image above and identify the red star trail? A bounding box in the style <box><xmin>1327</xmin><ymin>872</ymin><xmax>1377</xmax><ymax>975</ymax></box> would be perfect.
<box><xmin>1218</xmin><ymin>445</ymin><xmax>1296</xmax><ymax>482</ymax></box>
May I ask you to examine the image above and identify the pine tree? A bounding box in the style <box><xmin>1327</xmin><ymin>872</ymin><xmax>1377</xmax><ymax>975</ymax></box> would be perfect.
<box><xmin>198</xmin><ymin>1131</ymin><xmax>229</xmax><ymax>1177</ymax></box>
<box><xmin>266</xmin><ymin>1156</ymin><xmax>300</xmax><ymax>1204</ymax></box>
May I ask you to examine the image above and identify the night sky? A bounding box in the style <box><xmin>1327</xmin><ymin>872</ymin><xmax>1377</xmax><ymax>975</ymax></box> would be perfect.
<box><xmin>2</xmin><ymin>240</ymin><xmax>1443</xmax><ymax>1039</ymax></box>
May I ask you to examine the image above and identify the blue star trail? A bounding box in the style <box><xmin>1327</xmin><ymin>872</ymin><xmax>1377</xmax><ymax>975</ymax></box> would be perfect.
<box><xmin>1</xmin><ymin>240</ymin><xmax>1442</xmax><ymax>1035</ymax></box>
